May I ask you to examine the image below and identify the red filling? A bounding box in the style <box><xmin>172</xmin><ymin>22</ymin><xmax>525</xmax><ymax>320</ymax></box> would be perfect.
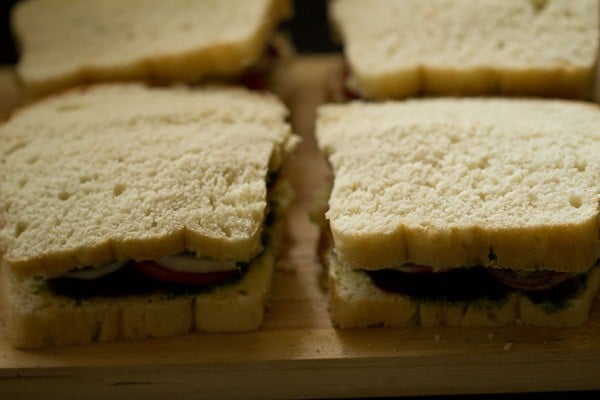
<box><xmin>397</xmin><ymin>264</ymin><xmax>572</xmax><ymax>292</ymax></box>
<box><xmin>488</xmin><ymin>268</ymin><xmax>572</xmax><ymax>292</ymax></box>
<box><xmin>133</xmin><ymin>261</ymin><xmax>239</xmax><ymax>286</ymax></box>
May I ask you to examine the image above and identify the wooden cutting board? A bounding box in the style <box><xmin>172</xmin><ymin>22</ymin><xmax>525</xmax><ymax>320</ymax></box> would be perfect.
<box><xmin>0</xmin><ymin>56</ymin><xmax>599</xmax><ymax>399</ymax></box>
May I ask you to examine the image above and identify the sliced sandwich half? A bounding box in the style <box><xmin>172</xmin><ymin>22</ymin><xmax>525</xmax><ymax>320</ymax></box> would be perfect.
<box><xmin>12</xmin><ymin>0</ymin><xmax>292</xmax><ymax>97</ymax></box>
<box><xmin>315</xmin><ymin>98</ymin><xmax>600</xmax><ymax>328</ymax></box>
<box><xmin>329</xmin><ymin>0</ymin><xmax>599</xmax><ymax>100</ymax></box>
<box><xmin>0</xmin><ymin>84</ymin><xmax>298</xmax><ymax>348</ymax></box>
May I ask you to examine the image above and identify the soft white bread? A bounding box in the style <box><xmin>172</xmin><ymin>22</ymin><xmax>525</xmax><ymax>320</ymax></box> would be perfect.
<box><xmin>316</xmin><ymin>98</ymin><xmax>600</xmax><ymax>273</ymax></box>
<box><xmin>327</xmin><ymin>250</ymin><xmax>600</xmax><ymax>328</ymax></box>
<box><xmin>330</xmin><ymin>0</ymin><xmax>599</xmax><ymax>99</ymax></box>
<box><xmin>12</xmin><ymin>0</ymin><xmax>291</xmax><ymax>97</ymax></box>
<box><xmin>0</xmin><ymin>84</ymin><xmax>297</xmax><ymax>279</ymax></box>
<box><xmin>1</xmin><ymin>181</ymin><xmax>293</xmax><ymax>349</ymax></box>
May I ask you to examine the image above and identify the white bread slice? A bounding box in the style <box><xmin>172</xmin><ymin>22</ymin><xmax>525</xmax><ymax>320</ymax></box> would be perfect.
<box><xmin>330</xmin><ymin>0</ymin><xmax>599</xmax><ymax>99</ymax></box>
<box><xmin>327</xmin><ymin>250</ymin><xmax>600</xmax><ymax>328</ymax></box>
<box><xmin>316</xmin><ymin>98</ymin><xmax>600</xmax><ymax>273</ymax></box>
<box><xmin>0</xmin><ymin>84</ymin><xmax>297</xmax><ymax>279</ymax></box>
<box><xmin>12</xmin><ymin>0</ymin><xmax>291</xmax><ymax>97</ymax></box>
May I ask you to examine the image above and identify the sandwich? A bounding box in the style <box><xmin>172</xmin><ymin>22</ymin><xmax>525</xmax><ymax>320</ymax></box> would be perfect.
<box><xmin>11</xmin><ymin>0</ymin><xmax>292</xmax><ymax>97</ymax></box>
<box><xmin>0</xmin><ymin>83</ymin><xmax>298</xmax><ymax>348</ymax></box>
<box><xmin>314</xmin><ymin>98</ymin><xmax>600</xmax><ymax>328</ymax></box>
<box><xmin>329</xmin><ymin>0</ymin><xmax>599</xmax><ymax>100</ymax></box>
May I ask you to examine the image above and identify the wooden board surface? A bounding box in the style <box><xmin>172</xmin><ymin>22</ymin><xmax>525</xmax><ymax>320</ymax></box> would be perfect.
<box><xmin>0</xmin><ymin>56</ymin><xmax>599</xmax><ymax>399</ymax></box>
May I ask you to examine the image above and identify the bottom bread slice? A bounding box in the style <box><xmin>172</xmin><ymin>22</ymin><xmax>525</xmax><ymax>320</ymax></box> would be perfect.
<box><xmin>1</xmin><ymin>182</ymin><xmax>292</xmax><ymax>349</ymax></box>
<box><xmin>2</xmin><ymin>248</ymin><xmax>275</xmax><ymax>348</ymax></box>
<box><xmin>327</xmin><ymin>251</ymin><xmax>600</xmax><ymax>329</ymax></box>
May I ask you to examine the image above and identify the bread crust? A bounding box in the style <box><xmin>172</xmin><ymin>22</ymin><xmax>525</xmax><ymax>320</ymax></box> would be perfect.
<box><xmin>331</xmin><ymin>217</ymin><xmax>600</xmax><ymax>273</ymax></box>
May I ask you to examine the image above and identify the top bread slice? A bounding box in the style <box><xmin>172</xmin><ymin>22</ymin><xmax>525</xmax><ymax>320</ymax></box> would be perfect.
<box><xmin>12</xmin><ymin>0</ymin><xmax>291</xmax><ymax>97</ymax></box>
<box><xmin>316</xmin><ymin>98</ymin><xmax>600</xmax><ymax>273</ymax></box>
<box><xmin>0</xmin><ymin>84</ymin><xmax>297</xmax><ymax>279</ymax></box>
<box><xmin>330</xmin><ymin>0</ymin><xmax>599</xmax><ymax>99</ymax></box>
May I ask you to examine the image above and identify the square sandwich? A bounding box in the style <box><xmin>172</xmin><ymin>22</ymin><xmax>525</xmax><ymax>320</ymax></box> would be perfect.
<box><xmin>0</xmin><ymin>84</ymin><xmax>297</xmax><ymax>348</ymax></box>
<box><xmin>315</xmin><ymin>98</ymin><xmax>600</xmax><ymax>328</ymax></box>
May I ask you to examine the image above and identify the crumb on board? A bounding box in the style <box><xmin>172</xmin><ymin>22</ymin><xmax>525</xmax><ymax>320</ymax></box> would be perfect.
<box><xmin>434</xmin><ymin>334</ymin><xmax>440</xmax><ymax>342</ymax></box>
<box><xmin>503</xmin><ymin>342</ymin><xmax>513</xmax><ymax>351</ymax></box>
<box><xmin>487</xmin><ymin>333</ymin><xmax>494</xmax><ymax>340</ymax></box>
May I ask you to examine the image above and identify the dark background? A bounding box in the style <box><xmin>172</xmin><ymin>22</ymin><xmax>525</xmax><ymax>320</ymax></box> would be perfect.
<box><xmin>0</xmin><ymin>0</ymin><xmax>17</xmax><ymax>63</ymax></box>
<box><xmin>0</xmin><ymin>0</ymin><xmax>339</xmax><ymax>65</ymax></box>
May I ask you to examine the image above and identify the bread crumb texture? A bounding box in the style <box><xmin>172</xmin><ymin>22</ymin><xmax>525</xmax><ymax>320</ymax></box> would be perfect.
<box><xmin>316</xmin><ymin>98</ymin><xmax>600</xmax><ymax>272</ymax></box>
<box><xmin>12</xmin><ymin>0</ymin><xmax>291</xmax><ymax>96</ymax></box>
<box><xmin>0</xmin><ymin>84</ymin><xmax>295</xmax><ymax>278</ymax></box>
<box><xmin>331</xmin><ymin>0</ymin><xmax>599</xmax><ymax>99</ymax></box>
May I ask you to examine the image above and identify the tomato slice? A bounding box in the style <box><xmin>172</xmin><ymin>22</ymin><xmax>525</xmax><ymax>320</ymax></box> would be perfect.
<box><xmin>396</xmin><ymin>264</ymin><xmax>452</xmax><ymax>274</ymax></box>
<box><xmin>488</xmin><ymin>268</ymin><xmax>572</xmax><ymax>292</ymax></box>
<box><xmin>133</xmin><ymin>261</ymin><xmax>239</xmax><ymax>286</ymax></box>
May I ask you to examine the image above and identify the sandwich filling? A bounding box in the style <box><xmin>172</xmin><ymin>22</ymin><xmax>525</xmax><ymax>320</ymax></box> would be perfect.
<box><xmin>46</xmin><ymin>259</ymin><xmax>248</xmax><ymax>299</ymax></box>
<box><xmin>63</xmin><ymin>256</ymin><xmax>238</xmax><ymax>281</ymax></box>
<box><xmin>54</xmin><ymin>255</ymin><xmax>242</xmax><ymax>297</ymax></box>
<box><xmin>365</xmin><ymin>265</ymin><xmax>591</xmax><ymax>311</ymax></box>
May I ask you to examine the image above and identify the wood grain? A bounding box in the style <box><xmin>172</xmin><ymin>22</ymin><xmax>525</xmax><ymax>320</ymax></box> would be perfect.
<box><xmin>0</xmin><ymin>56</ymin><xmax>599</xmax><ymax>399</ymax></box>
